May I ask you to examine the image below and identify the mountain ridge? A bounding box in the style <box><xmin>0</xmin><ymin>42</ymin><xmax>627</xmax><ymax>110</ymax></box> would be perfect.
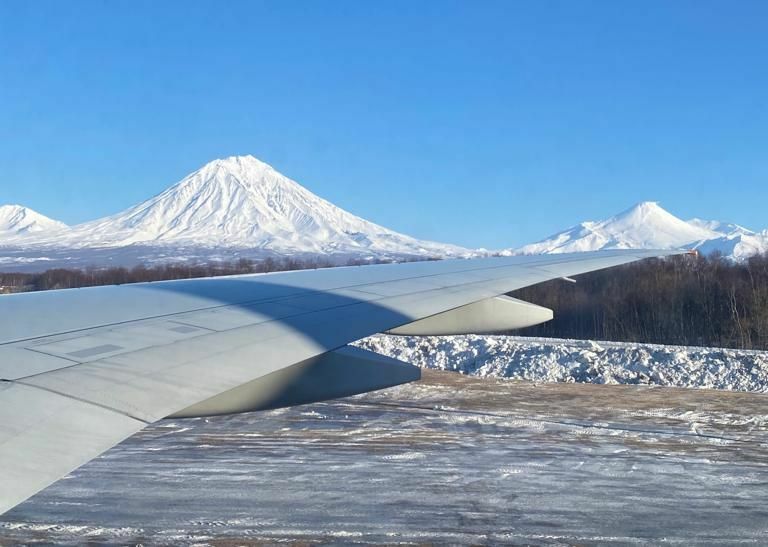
<box><xmin>0</xmin><ymin>157</ymin><xmax>765</xmax><ymax>271</ymax></box>
<box><xmin>0</xmin><ymin>204</ymin><xmax>68</xmax><ymax>237</ymax></box>
<box><xmin>509</xmin><ymin>201</ymin><xmax>767</xmax><ymax>258</ymax></box>
<box><xmin>4</xmin><ymin>155</ymin><xmax>470</xmax><ymax>260</ymax></box>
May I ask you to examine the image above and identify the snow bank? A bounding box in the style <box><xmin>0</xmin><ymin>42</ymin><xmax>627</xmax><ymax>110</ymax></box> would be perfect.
<box><xmin>355</xmin><ymin>334</ymin><xmax>768</xmax><ymax>393</ymax></box>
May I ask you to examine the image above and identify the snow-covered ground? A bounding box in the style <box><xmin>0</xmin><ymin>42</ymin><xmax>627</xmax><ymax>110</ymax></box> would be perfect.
<box><xmin>357</xmin><ymin>334</ymin><xmax>768</xmax><ymax>393</ymax></box>
<box><xmin>4</xmin><ymin>370</ymin><xmax>768</xmax><ymax>545</ymax></box>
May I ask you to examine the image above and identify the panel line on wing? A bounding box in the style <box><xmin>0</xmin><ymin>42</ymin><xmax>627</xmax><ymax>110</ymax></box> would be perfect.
<box><xmin>12</xmin><ymin>379</ymin><xmax>152</xmax><ymax>425</ymax></box>
<box><xmin>23</xmin><ymin>347</ymin><xmax>82</xmax><ymax>364</ymax></box>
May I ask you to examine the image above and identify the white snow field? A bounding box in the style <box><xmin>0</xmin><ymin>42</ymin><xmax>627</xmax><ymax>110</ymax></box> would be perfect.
<box><xmin>358</xmin><ymin>334</ymin><xmax>768</xmax><ymax>393</ymax></box>
<box><xmin>3</xmin><ymin>369</ymin><xmax>767</xmax><ymax>545</ymax></box>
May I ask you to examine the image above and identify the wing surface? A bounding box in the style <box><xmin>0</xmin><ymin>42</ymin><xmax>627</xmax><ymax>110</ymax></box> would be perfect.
<box><xmin>0</xmin><ymin>250</ymin><xmax>682</xmax><ymax>513</ymax></box>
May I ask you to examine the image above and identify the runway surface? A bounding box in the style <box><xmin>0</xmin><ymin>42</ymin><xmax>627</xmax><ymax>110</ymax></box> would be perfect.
<box><xmin>2</xmin><ymin>370</ymin><xmax>768</xmax><ymax>545</ymax></box>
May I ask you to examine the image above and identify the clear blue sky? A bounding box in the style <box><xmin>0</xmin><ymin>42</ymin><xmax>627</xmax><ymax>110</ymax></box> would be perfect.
<box><xmin>1</xmin><ymin>0</ymin><xmax>766</xmax><ymax>248</ymax></box>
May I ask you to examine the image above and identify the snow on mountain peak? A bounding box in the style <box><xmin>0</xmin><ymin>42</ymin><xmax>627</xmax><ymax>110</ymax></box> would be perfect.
<box><xmin>618</xmin><ymin>200</ymin><xmax>661</xmax><ymax>215</ymax></box>
<box><xmin>195</xmin><ymin>154</ymin><xmax>281</xmax><ymax>186</ymax></box>
<box><xmin>4</xmin><ymin>157</ymin><xmax>764</xmax><ymax>270</ymax></box>
<box><xmin>0</xmin><ymin>204</ymin><xmax>68</xmax><ymax>236</ymax></box>
<box><xmin>611</xmin><ymin>201</ymin><xmax>677</xmax><ymax>226</ymax></box>
<box><xmin>514</xmin><ymin>201</ymin><xmax>720</xmax><ymax>255</ymax></box>
<box><xmin>26</xmin><ymin>155</ymin><xmax>468</xmax><ymax>259</ymax></box>
<box><xmin>687</xmin><ymin>218</ymin><xmax>754</xmax><ymax>237</ymax></box>
<box><xmin>600</xmin><ymin>201</ymin><xmax>718</xmax><ymax>246</ymax></box>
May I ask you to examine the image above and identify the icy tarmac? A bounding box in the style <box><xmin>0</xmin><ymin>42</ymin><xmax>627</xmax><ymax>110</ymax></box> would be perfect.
<box><xmin>2</xmin><ymin>369</ymin><xmax>768</xmax><ymax>545</ymax></box>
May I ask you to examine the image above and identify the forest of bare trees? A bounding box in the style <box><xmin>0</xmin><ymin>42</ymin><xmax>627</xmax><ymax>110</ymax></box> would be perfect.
<box><xmin>512</xmin><ymin>253</ymin><xmax>768</xmax><ymax>350</ymax></box>
<box><xmin>0</xmin><ymin>256</ymin><xmax>376</xmax><ymax>293</ymax></box>
<box><xmin>2</xmin><ymin>253</ymin><xmax>767</xmax><ymax>351</ymax></box>
<box><xmin>0</xmin><ymin>257</ymin><xmax>331</xmax><ymax>293</ymax></box>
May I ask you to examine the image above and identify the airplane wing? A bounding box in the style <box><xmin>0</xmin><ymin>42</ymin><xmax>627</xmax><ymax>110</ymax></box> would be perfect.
<box><xmin>0</xmin><ymin>250</ymin><xmax>682</xmax><ymax>514</ymax></box>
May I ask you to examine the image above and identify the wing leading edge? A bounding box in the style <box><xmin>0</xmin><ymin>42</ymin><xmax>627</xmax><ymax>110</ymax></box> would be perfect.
<box><xmin>0</xmin><ymin>250</ymin><xmax>684</xmax><ymax>514</ymax></box>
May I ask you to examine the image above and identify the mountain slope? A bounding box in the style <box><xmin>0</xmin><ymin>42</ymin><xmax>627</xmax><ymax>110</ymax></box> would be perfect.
<box><xmin>515</xmin><ymin>202</ymin><xmax>718</xmax><ymax>255</ymax></box>
<box><xmin>2</xmin><ymin>162</ymin><xmax>764</xmax><ymax>271</ymax></box>
<box><xmin>0</xmin><ymin>205</ymin><xmax>68</xmax><ymax>237</ymax></box>
<box><xmin>27</xmin><ymin>155</ymin><xmax>469</xmax><ymax>258</ymax></box>
<box><xmin>687</xmin><ymin>218</ymin><xmax>754</xmax><ymax>237</ymax></box>
<box><xmin>695</xmin><ymin>230</ymin><xmax>768</xmax><ymax>260</ymax></box>
<box><xmin>508</xmin><ymin>201</ymin><xmax>768</xmax><ymax>259</ymax></box>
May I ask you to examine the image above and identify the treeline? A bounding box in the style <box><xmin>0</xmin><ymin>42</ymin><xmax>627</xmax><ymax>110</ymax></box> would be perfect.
<box><xmin>0</xmin><ymin>256</ymin><xmax>389</xmax><ymax>293</ymax></box>
<box><xmin>511</xmin><ymin>253</ymin><xmax>768</xmax><ymax>350</ymax></box>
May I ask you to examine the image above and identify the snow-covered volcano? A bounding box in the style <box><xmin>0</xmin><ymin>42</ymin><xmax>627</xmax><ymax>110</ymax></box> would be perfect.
<box><xmin>11</xmin><ymin>155</ymin><xmax>469</xmax><ymax>259</ymax></box>
<box><xmin>511</xmin><ymin>201</ymin><xmax>768</xmax><ymax>258</ymax></box>
<box><xmin>1</xmin><ymin>159</ymin><xmax>765</xmax><ymax>272</ymax></box>
<box><xmin>0</xmin><ymin>205</ymin><xmax>67</xmax><ymax>238</ymax></box>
